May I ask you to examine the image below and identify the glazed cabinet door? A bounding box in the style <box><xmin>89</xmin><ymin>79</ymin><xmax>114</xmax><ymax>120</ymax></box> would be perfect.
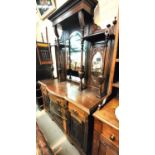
<box><xmin>48</xmin><ymin>95</ymin><xmax>68</xmax><ymax>133</ymax></box>
<box><xmin>69</xmin><ymin>114</ymin><xmax>85</xmax><ymax>148</ymax></box>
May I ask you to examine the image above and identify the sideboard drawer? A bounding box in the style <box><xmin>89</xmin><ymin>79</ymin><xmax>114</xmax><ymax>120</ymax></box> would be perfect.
<box><xmin>101</xmin><ymin>122</ymin><xmax>119</xmax><ymax>148</ymax></box>
<box><xmin>68</xmin><ymin>103</ymin><xmax>87</xmax><ymax>122</ymax></box>
<box><xmin>48</xmin><ymin>93</ymin><xmax>67</xmax><ymax>108</ymax></box>
<box><xmin>94</xmin><ymin>119</ymin><xmax>119</xmax><ymax>148</ymax></box>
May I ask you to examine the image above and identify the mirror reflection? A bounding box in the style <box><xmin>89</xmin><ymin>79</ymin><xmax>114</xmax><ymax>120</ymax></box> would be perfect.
<box><xmin>91</xmin><ymin>52</ymin><xmax>103</xmax><ymax>78</ymax></box>
<box><xmin>66</xmin><ymin>31</ymin><xmax>87</xmax><ymax>82</ymax></box>
<box><xmin>70</xmin><ymin>31</ymin><xmax>82</xmax><ymax>72</ymax></box>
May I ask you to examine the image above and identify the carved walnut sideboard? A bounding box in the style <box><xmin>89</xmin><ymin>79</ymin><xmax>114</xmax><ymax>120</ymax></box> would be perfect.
<box><xmin>36</xmin><ymin>1</ymin><xmax>119</xmax><ymax>155</ymax></box>
<box><xmin>38</xmin><ymin>79</ymin><xmax>103</xmax><ymax>155</ymax></box>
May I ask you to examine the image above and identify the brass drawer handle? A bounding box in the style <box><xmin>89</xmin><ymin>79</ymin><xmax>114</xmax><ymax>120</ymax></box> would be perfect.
<box><xmin>109</xmin><ymin>134</ymin><xmax>115</xmax><ymax>141</ymax></box>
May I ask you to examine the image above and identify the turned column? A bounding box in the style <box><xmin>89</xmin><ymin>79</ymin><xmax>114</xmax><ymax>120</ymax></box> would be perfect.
<box><xmin>54</xmin><ymin>25</ymin><xmax>62</xmax><ymax>81</ymax></box>
<box><xmin>78</xmin><ymin>10</ymin><xmax>86</xmax><ymax>91</ymax></box>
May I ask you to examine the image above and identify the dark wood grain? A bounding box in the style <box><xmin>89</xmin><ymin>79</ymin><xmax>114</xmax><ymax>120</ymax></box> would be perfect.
<box><xmin>38</xmin><ymin>79</ymin><xmax>102</xmax><ymax>114</ymax></box>
<box><xmin>49</xmin><ymin>0</ymin><xmax>97</xmax><ymax>26</ymax></box>
<box><xmin>92</xmin><ymin>98</ymin><xmax>119</xmax><ymax>155</ymax></box>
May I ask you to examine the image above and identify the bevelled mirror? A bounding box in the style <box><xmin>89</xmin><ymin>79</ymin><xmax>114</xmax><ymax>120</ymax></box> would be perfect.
<box><xmin>91</xmin><ymin>52</ymin><xmax>103</xmax><ymax>82</ymax></box>
<box><xmin>88</xmin><ymin>46</ymin><xmax>106</xmax><ymax>88</ymax></box>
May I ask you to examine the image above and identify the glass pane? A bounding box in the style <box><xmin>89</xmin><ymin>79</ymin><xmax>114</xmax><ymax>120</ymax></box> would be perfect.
<box><xmin>70</xmin><ymin>31</ymin><xmax>82</xmax><ymax>72</ymax></box>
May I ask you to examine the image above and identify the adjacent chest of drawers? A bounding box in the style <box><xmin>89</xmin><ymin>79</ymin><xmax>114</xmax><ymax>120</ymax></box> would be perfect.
<box><xmin>92</xmin><ymin>98</ymin><xmax>119</xmax><ymax>155</ymax></box>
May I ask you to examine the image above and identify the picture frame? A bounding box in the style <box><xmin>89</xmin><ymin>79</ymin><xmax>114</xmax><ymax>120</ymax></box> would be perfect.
<box><xmin>36</xmin><ymin>0</ymin><xmax>56</xmax><ymax>20</ymax></box>
<box><xmin>36</xmin><ymin>42</ymin><xmax>52</xmax><ymax>65</ymax></box>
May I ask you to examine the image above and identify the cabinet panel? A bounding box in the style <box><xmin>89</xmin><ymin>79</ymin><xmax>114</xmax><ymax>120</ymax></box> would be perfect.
<box><xmin>69</xmin><ymin>114</ymin><xmax>85</xmax><ymax>148</ymax></box>
<box><xmin>106</xmin><ymin>146</ymin><xmax>118</xmax><ymax>155</ymax></box>
<box><xmin>49</xmin><ymin>96</ymin><xmax>68</xmax><ymax>132</ymax></box>
<box><xmin>98</xmin><ymin>140</ymin><xmax>107</xmax><ymax>155</ymax></box>
<box><xmin>92</xmin><ymin>130</ymin><xmax>101</xmax><ymax>155</ymax></box>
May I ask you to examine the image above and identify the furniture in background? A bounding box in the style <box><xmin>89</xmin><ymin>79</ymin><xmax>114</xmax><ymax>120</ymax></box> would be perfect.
<box><xmin>92</xmin><ymin>98</ymin><xmax>119</xmax><ymax>155</ymax></box>
<box><xmin>36</xmin><ymin>41</ymin><xmax>54</xmax><ymax>109</ymax></box>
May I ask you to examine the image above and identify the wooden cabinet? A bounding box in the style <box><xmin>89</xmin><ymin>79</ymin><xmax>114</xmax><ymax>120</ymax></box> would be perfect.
<box><xmin>38</xmin><ymin>79</ymin><xmax>101</xmax><ymax>155</ymax></box>
<box><xmin>48</xmin><ymin>93</ymin><xmax>68</xmax><ymax>133</ymax></box>
<box><xmin>92</xmin><ymin>17</ymin><xmax>119</xmax><ymax>155</ymax></box>
<box><xmin>92</xmin><ymin>99</ymin><xmax>119</xmax><ymax>155</ymax></box>
<box><xmin>69</xmin><ymin>114</ymin><xmax>85</xmax><ymax>147</ymax></box>
<box><xmin>68</xmin><ymin>103</ymin><xmax>88</xmax><ymax>152</ymax></box>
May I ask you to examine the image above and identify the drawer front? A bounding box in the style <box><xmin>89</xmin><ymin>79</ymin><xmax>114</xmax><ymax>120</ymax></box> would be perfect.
<box><xmin>101</xmin><ymin>122</ymin><xmax>119</xmax><ymax>148</ymax></box>
<box><xmin>48</xmin><ymin>93</ymin><xmax>67</xmax><ymax>108</ymax></box>
<box><xmin>94</xmin><ymin>119</ymin><xmax>119</xmax><ymax>148</ymax></box>
<box><xmin>68</xmin><ymin>103</ymin><xmax>87</xmax><ymax>122</ymax></box>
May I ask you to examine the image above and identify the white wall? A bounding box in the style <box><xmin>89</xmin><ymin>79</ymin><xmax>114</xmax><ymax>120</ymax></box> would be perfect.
<box><xmin>36</xmin><ymin>12</ymin><xmax>57</xmax><ymax>77</ymax></box>
<box><xmin>94</xmin><ymin>0</ymin><xmax>119</xmax><ymax>29</ymax></box>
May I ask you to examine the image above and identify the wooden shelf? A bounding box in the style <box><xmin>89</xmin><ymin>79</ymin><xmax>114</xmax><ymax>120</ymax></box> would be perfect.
<box><xmin>83</xmin><ymin>31</ymin><xmax>115</xmax><ymax>42</ymax></box>
<box><xmin>112</xmin><ymin>82</ymin><xmax>119</xmax><ymax>88</ymax></box>
<box><xmin>116</xmin><ymin>58</ymin><xmax>119</xmax><ymax>62</ymax></box>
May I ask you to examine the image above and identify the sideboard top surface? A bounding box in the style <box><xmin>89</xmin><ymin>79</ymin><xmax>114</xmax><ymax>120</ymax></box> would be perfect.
<box><xmin>38</xmin><ymin>79</ymin><xmax>102</xmax><ymax>114</ymax></box>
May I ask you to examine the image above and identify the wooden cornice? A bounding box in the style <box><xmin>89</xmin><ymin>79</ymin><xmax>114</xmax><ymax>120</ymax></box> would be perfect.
<box><xmin>48</xmin><ymin>0</ymin><xmax>98</xmax><ymax>25</ymax></box>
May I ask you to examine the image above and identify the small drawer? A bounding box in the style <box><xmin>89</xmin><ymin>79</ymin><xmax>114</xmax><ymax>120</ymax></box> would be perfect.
<box><xmin>48</xmin><ymin>93</ymin><xmax>67</xmax><ymax>108</ymax></box>
<box><xmin>68</xmin><ymin>103</ymin><xmax>87</xmax><ymax>121</ymax></box>
<box><xmin>101</xmin><ymin>122</ymin><xmax>119</xmax><ymax>148</ymax></box>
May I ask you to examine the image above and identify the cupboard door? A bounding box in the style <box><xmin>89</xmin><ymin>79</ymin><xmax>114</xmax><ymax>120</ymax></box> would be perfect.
<box><xmin>70</xmin><ymin>115</ymin><xmax>84</xmax><ymax>148</ymax></box>
<box><xmin>98</xmin><ymin>139</ymin><xmax>107</xmax><ymax>155</ymax></box>
<box><xmin>106</xmin><ymin>146</ymin><xmax>118</xmax><ymax>155</ymax></box>
<box><xmin>99</xmin><ymin>136</ymin><xmax>118</xmax><ymax>155</ymax></box>
<box><xmin>92</xmin><ymin>130</ymin><xmax>100</xmax><ymax>155</ymax></box>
